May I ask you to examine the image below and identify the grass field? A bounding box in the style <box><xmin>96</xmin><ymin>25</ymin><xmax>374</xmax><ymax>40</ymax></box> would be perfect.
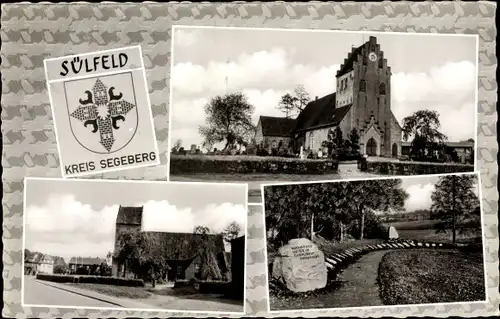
<box><xmin>383</xmin><ymin>219</ymin><xmax>482</xmax><ymax>244</ymax></box>
<box><xmin>377</xmin><ymin>249</ymin><xmax>485</xmax><ymax>305</ymax></box>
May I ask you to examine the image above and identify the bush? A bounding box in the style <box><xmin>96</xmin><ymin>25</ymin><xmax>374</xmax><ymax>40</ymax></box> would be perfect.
<box><xmin>170</xmin><ymin>154</ymin><xmax>339</xmax><ymax>174</ymax></box>
<box><xmin>36</xmin><ymin>274</ymin><xmax>145</xmax><ymax>287</ymax></box>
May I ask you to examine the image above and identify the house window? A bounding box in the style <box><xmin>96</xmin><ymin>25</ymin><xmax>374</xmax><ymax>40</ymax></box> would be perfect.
<box><xmin>359</xmin><ymin>80</ymin><xmax>366</xmax><ymax>92</ymax></box>
<box><xmin>379</xmin><ymin>83</ymin><xmax>386</xmax><ymax>95</ymax></box>
<box><xmin>309</xmin><ymin>132</ymin><xmax>315</xmax><ymax>149</ymax></box>
<box><xmin>177</xmin><ymin>265</ymin><xmax>183</xmax><ymax>276</ymax></box>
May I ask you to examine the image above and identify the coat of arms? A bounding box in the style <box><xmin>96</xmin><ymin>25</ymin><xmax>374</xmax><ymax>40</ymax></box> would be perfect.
<box><xmin>66</xmin><ymin>75</ymin><xmax>138</xmax><ymax>153</ymax></box>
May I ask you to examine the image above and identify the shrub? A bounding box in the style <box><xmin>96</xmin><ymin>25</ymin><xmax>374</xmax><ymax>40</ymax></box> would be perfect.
<box><xmin>36</xmin><ymin>274</ymin><xmax>145</xmax><ymax>287</ymax></box>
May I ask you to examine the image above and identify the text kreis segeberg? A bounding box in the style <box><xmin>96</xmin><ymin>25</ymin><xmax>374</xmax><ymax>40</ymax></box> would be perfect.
<box><xmin>60</xmin><ymin>53</ymin><xmax>129</xmax><ymax>77</ymax></box>
<box><xmin>65</xmin><ymin>152</ymin><xmax>156</xmax><ymax>175</ymax></box>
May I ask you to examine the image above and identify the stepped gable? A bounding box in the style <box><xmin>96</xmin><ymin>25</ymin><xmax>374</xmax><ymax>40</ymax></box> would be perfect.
<box><xmin>336</xmin><ymin>43</ymin><xmax>365</xmax><ymax>77</ymax></box>
<box><xmin>116</xmin><ymin>206</ymin><xmax>143</xmax><ymax>225</ymax></box>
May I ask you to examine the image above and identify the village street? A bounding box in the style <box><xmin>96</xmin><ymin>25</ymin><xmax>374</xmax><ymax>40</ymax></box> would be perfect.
<box><xmin>23</xmin><ymin>276</ymin><xmax>122</xmax><ymax>308</ymax></box>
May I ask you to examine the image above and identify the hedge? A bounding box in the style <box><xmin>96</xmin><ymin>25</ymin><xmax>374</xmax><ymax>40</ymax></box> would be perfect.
<box><xmin>362</xmin><ymin>160</ymin><xmax>474</xmax><ymax>175</ymax></box>
<box><xmin>170</xmin><ymin>154</ymin><xmax>339</xmax><ymax>174</ymax></box>
<box><xmin>36</xmin><ymin>274</ymin><xmax>145</xmax><ymax>287</ymax></box>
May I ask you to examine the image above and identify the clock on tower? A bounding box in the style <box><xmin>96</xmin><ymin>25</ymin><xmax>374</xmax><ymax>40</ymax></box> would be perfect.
<box><xmin>369</xmin><ymin>52</ymin><xmax>378</xmax><ymax>62</ymax></box>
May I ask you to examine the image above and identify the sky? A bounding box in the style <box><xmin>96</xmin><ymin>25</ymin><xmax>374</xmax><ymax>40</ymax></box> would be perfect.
<box><xmin>400</xmin><ymin>174</ymin><xmax>479</xmax><ymax>212</ymax></box>
<box><xmin>24</xmin><ymin>179</ymin><xmax>247</xmax><ymax>262</ymax></box>
<box><xmin>170</xmin><ymin>26</ymin><xmax>477</xmax><ymax>150</ymax></box>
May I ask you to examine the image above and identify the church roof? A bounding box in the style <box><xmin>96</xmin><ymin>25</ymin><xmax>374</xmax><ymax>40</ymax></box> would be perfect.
<box><xmin>142</xmin><ymin>231</ymin><xmax>226</xmax><ymax>261</ymax></box>
<box><xmin>293</xmin><ymin>93</ymin><xmax>352</xmax><ymax>132</ymax></box>
<box><xmin>116</xmin><ymin>206</ymin><xmax>143</xmax><ymax>225</ymax></box>
<box><xmin>258</xmin><ymin>116</ymin><xmax>296</xmax><ymax>137</ymax></box>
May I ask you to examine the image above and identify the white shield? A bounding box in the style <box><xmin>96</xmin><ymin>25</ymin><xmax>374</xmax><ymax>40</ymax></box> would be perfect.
<box><xmin>64</xmin><ymin>72</ymin><xmax>139</xmax><ymax>154</ymax></box>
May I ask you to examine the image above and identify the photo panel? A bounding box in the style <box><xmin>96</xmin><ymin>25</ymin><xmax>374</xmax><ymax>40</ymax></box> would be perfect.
<box><xmin>262</xmin><ymin>172</ymin><xmax>487</xmax><ymax>313</ymax></box>
<box><xmin>22</xmin><ymin>178</ymin><xmax>248</xmax><ymax>314</ymax></box>
<box><xmin>167</xmin><ymin>26</ymin><xmax>478</xmax><ymax>204</ymax></box>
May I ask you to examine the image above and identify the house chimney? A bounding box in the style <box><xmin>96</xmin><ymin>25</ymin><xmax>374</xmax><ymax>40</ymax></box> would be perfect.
<box><xmin>315</xmin><ymin>96</ymin><xmax>318</xmax><ymax>101</ymax></box>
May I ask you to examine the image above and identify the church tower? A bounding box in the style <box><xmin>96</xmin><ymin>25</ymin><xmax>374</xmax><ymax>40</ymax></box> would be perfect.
<box><xmin>336</xmin><ymin>36</ymin><xmax>394</xmax><ymax>157</ymax></box>
<box><xmin>112</xmin><ymin>206</ymin><xmax>143</xmax><ymax>277</ymax></box>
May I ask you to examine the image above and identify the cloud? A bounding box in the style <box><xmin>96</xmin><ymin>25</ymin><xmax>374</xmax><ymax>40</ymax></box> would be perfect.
<box><xmin>25</xmin><ymin>194</ymin><xmax>118</xmax><ymax>260</ymax></box>
<box><xmin>174</xmin><ymin>28</ymin><xmax>200</xmax><ymax>48</ymax></box>
<box><xmin>170</xmin><ymin>48</ymin><xmax>341</xmax><ymax>147</ymax></box>
<box><xmin>25</xmin><ymin>194</ymin><xmax>247</xmax><ymax>259</ymax></box>
<box><xmin>391</xmin><ymin>61</ymin><xmax>476</xmax><ymax>141</ymax></box>
<box><xmin>404</xmin><ymin>183</ymin><xmax>436</xmax><ymax>212</ymax></box>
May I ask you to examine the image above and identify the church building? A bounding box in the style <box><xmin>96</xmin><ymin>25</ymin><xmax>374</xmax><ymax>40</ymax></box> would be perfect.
<box><xmin>112</xmin><ymin>206</ymin><xmax>229</xmax><ymax>282</ymax></box>
<box><xmin>255</xmin><ymin>36</ymin><xmax>402</xmax><ymax>157</ymax></box>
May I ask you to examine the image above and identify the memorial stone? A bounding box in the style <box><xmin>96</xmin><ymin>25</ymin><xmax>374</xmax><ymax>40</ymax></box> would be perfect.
<box><xmin>388</xmin><ymin>226</ymin><xmax>399</xmax><ymax>239</ymax></box>
<box><xmin>272</xmin><ymin>238</ymin><xmax>327</xmax><ymax>293</ymax></box>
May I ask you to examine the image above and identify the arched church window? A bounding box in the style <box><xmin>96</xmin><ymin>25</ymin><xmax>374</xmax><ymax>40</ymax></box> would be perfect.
<box><xmin>378</xmin><ymin>58</ymin><xmax>383</xmax><ymax>68</ymax></box>
<box><xmin>359</xmin><ymin>80</ymin><xmax>366</xmax><ymax>92</ymax></box>
<box><xmin>379</xmin><ymin>83</ymin><xmax>386</xmax><ymax>95</ymax></box>
<box><xmin>363</xmin><ymin>56</ymin><xmax>367</xmax><ymax>65</ymax></box>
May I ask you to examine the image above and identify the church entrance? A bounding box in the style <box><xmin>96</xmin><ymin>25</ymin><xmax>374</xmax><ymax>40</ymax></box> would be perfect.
<box><xmin>392</xmin><ymin>143</ymin><xmax>398</xmax><ymax>157</ymax></box>
<box><xmin>366</xmin><ymin>138</ymin><xmax>377</xmax><ymax>156</ymax></box>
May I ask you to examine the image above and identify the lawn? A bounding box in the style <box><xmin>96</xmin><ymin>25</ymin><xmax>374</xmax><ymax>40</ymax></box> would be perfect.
<box><xmin>383</xmin><ymin>219</ymin><xmax>482</xmax><ymax>244</ymax></box>
<box><xmin>377</xmin><ymin>249</ymin><xmax>486</xmax><ymax>305</ymax></box>
<box><xmin>66</xmin><ymin>283</ymin><xmax>151</xmax><ymax>299</ymax></box>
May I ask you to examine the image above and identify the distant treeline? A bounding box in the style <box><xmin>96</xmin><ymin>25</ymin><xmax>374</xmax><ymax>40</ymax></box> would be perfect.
<box><xmin>378</xmin><ymin>209</ymin><xmax>432</xmax><ymax>222</ymax></box>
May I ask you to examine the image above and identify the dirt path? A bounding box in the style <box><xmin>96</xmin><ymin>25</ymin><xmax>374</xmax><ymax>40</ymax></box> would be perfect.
<box><xmin>315</xmin><ymin>250</ymin><xmax>386</xmax><ymax>308</ymax></box>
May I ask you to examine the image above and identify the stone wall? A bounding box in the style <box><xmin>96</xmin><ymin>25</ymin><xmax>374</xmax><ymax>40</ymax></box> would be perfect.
<box><xmin>170</xmin><ymin>155</ymin><xmax>339</xmax><ymax>174</ymax></box>
<box><xmin>364</xmin><ymin>160</ymin><xmax>474</xmax><ymax>175</ymax></box>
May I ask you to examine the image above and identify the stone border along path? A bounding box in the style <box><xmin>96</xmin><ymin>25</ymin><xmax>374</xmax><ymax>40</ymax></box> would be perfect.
<box><xmin>323</xmin><ymin>239</ymin><xmax>455</xmax><ymax>278</ymax></box>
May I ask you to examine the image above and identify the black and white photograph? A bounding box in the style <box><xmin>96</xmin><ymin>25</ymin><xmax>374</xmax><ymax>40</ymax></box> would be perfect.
<box><xmin>22</xmin><ymin>178</ymin><xmax>247</xmax><ymax>314</ymax></box>
<box><xmin>168</xmin><ymin>26</ymin><xmax>477</xmax><ymax>203</ymax></box>
<box><xmin>263</xmin><ymin>173</ymin><xmax>485</xmax><ymax>311</ymax></box>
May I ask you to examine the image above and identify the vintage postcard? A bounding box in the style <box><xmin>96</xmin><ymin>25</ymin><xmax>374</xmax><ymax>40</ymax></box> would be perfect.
<box><xmin>22</xmin><ymin>178</ymin><xmax>247</xmax><ymax>314</ymax></box>
<box><xmin>262</xmin><ymin>172</ymin><xmax>486</xmax><ymax>312</ymax></box>
<box><xmin>168</xmin><ymin>26</ymin><xmax>478</xmax><ymax>203</ymax></box>
<box><xmin>44</xmin><ymin>46</ymin><xmax>160</xmax><ymax>178</ymax></box>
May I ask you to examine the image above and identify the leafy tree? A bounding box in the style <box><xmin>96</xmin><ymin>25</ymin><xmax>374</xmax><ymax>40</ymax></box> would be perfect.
<box><xmin>199</xmin><ymin>92</ymin><xmax>255</xmax><ymax>152</ymax></box>
<box><xmin>172</xmin><ymin>139</ymin><xmax>182</xmax><ymax>153</ymax></box>
<box><xmin>277</xmin><ymin>93</ymin><xmax>299</xmax><ymax>118</ymax></box>
<box><xmin>333</xmin><ymin>126</ymin><xmax>343</xmax><ymax>150</ymax></box>
<box><xmin>348</xmin><ymin>128</ymin><xmax>360</xmax><ymax>153</ymax></box>
<box><xmin>192</xmin><ymin>225</ymin><xmax>222</xmax><ymax>280</ymax></box>
<box><xmin>264</xmin><ymin>179</ymin><xmax>408</xmax><ymax>246</ymax></box>
<box><xmin>294</xmin><ymin>84</ymin><xmax>310</xmax><ymax>112</ymax></box>
<box><xmin>223</xmin><ymin>222</ymin><xmax>241</xmax><ymax>243</ymax></box>
<box><xmin>402</xmin><ymin>110</ymin><xmax>447</xmax><ymax>160</ymax></box>
<box><xmin>431</xmin><ymin>174</ymin><xmax>479</xmax><ymax>244</ymax></box>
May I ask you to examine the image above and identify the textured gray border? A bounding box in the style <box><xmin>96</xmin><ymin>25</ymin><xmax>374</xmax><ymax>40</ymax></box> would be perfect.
<box><xmin>2</xmin><ymin>2</ymin><xmax>498</xmax><ymax>317</ymax></box>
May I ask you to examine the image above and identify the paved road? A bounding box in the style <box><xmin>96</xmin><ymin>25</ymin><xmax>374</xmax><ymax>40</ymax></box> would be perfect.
<box><xmin>23</xmin><ymin>276</ymin><xmax>120</xmax><ymax>308</ymax></box>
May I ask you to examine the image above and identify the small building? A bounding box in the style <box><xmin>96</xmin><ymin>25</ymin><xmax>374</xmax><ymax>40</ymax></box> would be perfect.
<box><xmin>68</xmin><ymin>257</ymin><xmax>103</xmax><ymax>275</ymax></box>
<box><xmin>401</xmin><ymin>141</ymin><xmax>474</xmax><ymax>164</ymax></box>
<box><xmin>25</xmin><ymin>252</ymin><xmax>54</xmax><ymax>275</ymax></box>
<box><xmin>254</xmin><ymin>116</ymin><xmax>297</xmax><ymax>153</ymax></box>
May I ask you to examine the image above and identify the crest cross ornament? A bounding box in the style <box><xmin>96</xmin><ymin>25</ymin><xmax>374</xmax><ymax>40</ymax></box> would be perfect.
<box><xmin>70</xmin><ymin>78</ymin><xmax>136</xmax><ymax>152</ymax></box>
